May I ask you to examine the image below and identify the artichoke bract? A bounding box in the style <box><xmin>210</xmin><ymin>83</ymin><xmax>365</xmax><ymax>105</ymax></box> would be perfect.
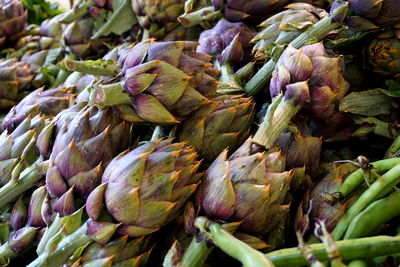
<box><xmin>1</xmin><ymin>86</ymin><xmax>74</xmax><ymax>132</ymax></box>
<box><xmin>0</xmin><ymin>0</ymin><xmax>27</xmax><ymax>47</ymax></box>
<box><xmin>365</xmin><ymin>27</ymin><xmax>400</xmax><ymax>78</ymax></box>
<box><xmin>349</xmin><ymin>0</ymin><xmax>400</xmax><ymax>27</ymax></box>
<box><xmin>197</xmin><ymin>19</ymin><xmax>255</xmax><ymax>64</ymax></box>
<box><xmin>0</xmin><ymin>58</ymin><xmax>34</xmax><ymax>110</ymax></box>
<box><xmin>132</xmin><ymin>0</ymin><xmax>184</xmax><ymax>38</ymax></box>
<box><xmin>178</xmin><ymin>94</ymin><xmax>255</xmax><ymax>162</ymax></box>
<box><xmin>251</xmin><ymin>3</ymin><xmax>328</xmax><ymax>61</ymax></box>
<box><xmin>253</xmin><ymin>42</ymin><xmax>349</xmax><ymax>149</ymax></box>
<box><xmin>90</xmin><ymin>40</ymin><xmax>219</xmax><ymax>124</ymax></box>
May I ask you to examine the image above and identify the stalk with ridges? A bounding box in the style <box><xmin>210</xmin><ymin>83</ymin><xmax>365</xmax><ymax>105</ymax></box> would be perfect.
<box><xmin>267</xmin><ymin>235</ymin><xmax>400</xmax><ymax>267</ymax></box>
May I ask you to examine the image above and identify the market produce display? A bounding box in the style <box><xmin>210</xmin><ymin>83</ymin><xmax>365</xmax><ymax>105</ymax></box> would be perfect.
<box><xmin>0</xmin><ymin>0</ymin><xmax>400</xmax><ymax>266</ymax></box>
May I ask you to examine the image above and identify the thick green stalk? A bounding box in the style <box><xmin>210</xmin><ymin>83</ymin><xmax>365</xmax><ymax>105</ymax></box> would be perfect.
<box><xmin>204</xmin><ymin>223</ymin><xmax>274</xmax><ymax>267</ymax></box>
<box><xmin>267</xmin><ymin>236</ymin><xmax>400</xmax><ymax>267</ymax></box>
<box><xmin>180</xmin><ymin>238</ymin><xmax>213</xmax><ymax>267</ymax></box>
<box><xmin>89</xmin><ymin>82</ymin><xmax>131</xmax><ymax>108</ymax></box>
<box><xmin>253</xmin><ymin>95</ymin><xmax>301</xmax><ymax>149</ymax></box>
<box><xmin>333</xmin><ymin>163</ymin><xmax>400</xmax><ymax>240</ymax></box>
<box><xmin>0</xmin><ymin>243</ymin><xmax>17</xmax><ymax>263</ymax></box>
<box><xmin>178</xmin><ymin>6</ymin><xmax>220</xmax><ymax>27</ymax></box>
<box><xmin>244</xmin><ymin>16</ymin><xmax>343</xmax><ymax>96</ymax></box>
<box><xmin>344</xmin><ymin>191</ymin><xmax>400</xmax><ymax>239</ymax></box>
<box><xmin>337</xmin><ymin>158</ymin><xmax>400</xmax><ymax>199</ymax></box>
<box><xmin>0</xmin><ymin>159</ymin><xmax>50</xmax><ymax>208</ymax></box>
<box><xmin>28</xmin><ymin>224</ymin><xmax>91</xmax><ymax>267</ymax></box>
<box><xmin>60</xmin><ymin>59</ymin><xmax>120</xmax><ymax>76</ymax></box>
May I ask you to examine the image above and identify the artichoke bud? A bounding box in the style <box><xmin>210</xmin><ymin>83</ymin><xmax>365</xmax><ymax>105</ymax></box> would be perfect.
<box><xmin>349</xmin><ymin>0</ymin><xmax>400</xmax><ymax>26</ymax></box>
<box><xmin>53</xmin><ymin>186</ymin><xmax>76</xmax><ymax>216</ymax></box>
<box><xmin>27</xmin><ymin>186</ymin><xmax>47</xmax><ymax>227</ymax></box>
<box><xmin>10</xmin><ymin>197</ymin><xmax>27</xmax><ymax>230</ymax></box>
<box><xmin>86</xmin><ymin>220</ymin><xmax>120</xmax><ymax>245</ymax></box>
<box><xmin>81</xmin><ymin>235</ymin><xmax>127</xmax><ymax>262</ymax></box>
<box><xmin>8</xmin><ymin>226</ymin><xmax>38</xmax><ymax>254</ymax></box>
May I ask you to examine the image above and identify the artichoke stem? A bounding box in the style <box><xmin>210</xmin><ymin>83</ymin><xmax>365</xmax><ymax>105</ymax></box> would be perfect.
<box><xmin>203</xmin><ymin>222</ymin><xmax>274</xmax><ymax>267</ymax></box>
<box><xmin>180</xmin><ymin>237</ymin><xmax>213</xmax><ymax>267</ymax></box>
<box><xmin>90</xmin><ymin>83</ymin><xmax>132</xmax><ymax>108</ymax></box>
<box><xmin>244</xmin><ymin>16</ymin><xmax>343</xmax><ymax>96</ymax></box>
<box><xmin>0</xmin><ymin>159</ymin><xmax>50</xmax><ymax>209</ymax></box>
<box><xmin>0</xmin><ymin>242</ymin><xmax>17</xmax><ymax>264</ymax></box>
<box><xmin>60</xmin><ymin>59</ymin><xmax>120</xmax><ymax>76</ymax></box>
<box><xmin>52</xmin><ymin>68</ymin><xmax>71</xmax><ymax>88</ymax></box>
<box><xmin>267</xmin><ymin>235</ymin><xmax>400</xmax><ymax>267</ymax></box>
<box><xmin>28</xmin><ymin>224</ymin><xmax>91</xmax><ymax>267</ymax></box>
<box><xmin>253</xmin><ymin>96</ymin><xmax>300</xmax><ymax>149</ymax></box>
<box><xmin>178</xmin><ymin>6</ymin><xmax>220</xmax><ymax>27</ymax></box>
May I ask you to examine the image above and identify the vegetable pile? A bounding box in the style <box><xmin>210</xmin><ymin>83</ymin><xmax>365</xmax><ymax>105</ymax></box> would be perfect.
<box><xmin>0</xmin><ymin>0</ymin><xmax>400</xmax><ymax>266</ymax></box>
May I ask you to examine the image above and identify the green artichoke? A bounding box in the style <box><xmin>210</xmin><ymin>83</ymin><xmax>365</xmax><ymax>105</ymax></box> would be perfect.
<box><xmin>178</xmin><ymin>94</ymin><xmax>255</xmax><ymax>162</ymax></box>
<box><xmin>251</xmin><ymin>3</ymin><xmax>328</xmax><ymax>61</ymax></box>
<box><xmin>89</xmin><ymin>40</ymin><xmax>219</xmax><ymax>124</ymax></box>
<box><xmin>0</xmin><ymin>0</ymin><xmax>27</xmax><ymax>47</ymax></box>
<box><xmin>132</xmin><ymin>0</ymin><xmax>184</xmax><ymax>38</ymax></box>
<box><xmin>365</xmin><ymin>28</ymin><xmax>400</xmax><ymax>78</ymax></box>
<box><xmin>0</xmin><ymin>58</ymin><xmax>35</xmax><ymax>110</ymax></box>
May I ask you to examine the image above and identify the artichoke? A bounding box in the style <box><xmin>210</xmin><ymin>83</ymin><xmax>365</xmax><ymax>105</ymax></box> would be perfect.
<box><xmin>365</xmin><ymin>28</ymin><xmax>400</xmax><ymax>78</ymax></box>
<box><xmin>62</xmin><ymin>17</ymin><xmax>106</xmax><ymax>59</ymax></box>
<box><xmin>69</xmin><ymin>235</ymin><xmax>153</xmax><ymax>267</ymax></box>
<box><xmin>0</xmin><ymin>115</ymin><xmax>48</xmax><ymax>186</ymax></box>
<box><xmin>0</xmin><ymin>58</ymin><xmax>35</xmax><ymax>110</ymax></box>
<box><xmin>89</xmin><ymin>40</ymin><xmax>219</xmax><ymax>124</ymax></box>
<box><xmin>1</xmin><ymin>86</ymin><xmax>74</xmax><ymax>132</ymax></box>
<box><xmin>296</xmin><ymin>162</ymin><xmax>364</xmax><ymax>235</ymax></box>
<box><xmin>38</xmin><ymin>103</ymin><xmax>132</xmax><ymax>216</ymax></box>
<box><xmin>132</xmin><ymin>0</ymin><xmax>184</xmax><ymax>38</ymax></box>
<box><xmin>197</xmin><ymin>138</ymin><xmax>292</xmax><ymax>236</ymax></box>
<box><xmin>197</xmin><ymin>18</ymin><xmax>255</xmax><ymax>63</ymax></box>
<box><xmin>0</xmin><ymin>0</ymin><xmax>27</xmax><ymax>47</ymax></box>
<box><xmin>28</xmin><ymin>139</ymin><xmax>202</xmax><ymax>266</ymax></box>
<box><xmin>349</xmin><ymin>0</ymin><xmax>400</xmax><ymax>27</ymax></box>
<box><xmin>178</xmin><ymin>94</ymin><xmax>255</xmax><ymax>162</ymax></box>
<box><xmin>251</xmin><ymin>3</ymin><xmax>328</xmax><ymax>61</ymax></box>
<box><xmin>253</xmin><ymin>42</ymin><xmax>349</xmax><ymax>149</ymax></box>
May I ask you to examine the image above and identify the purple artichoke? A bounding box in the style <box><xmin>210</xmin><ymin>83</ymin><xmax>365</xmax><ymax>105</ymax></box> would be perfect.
<box><xmin>197</xmin><ymin>19</ymin><xmax>255</xmax><ymax>63</ymax></box>
<box><xmin>349</xmin><ymin>0</ymin><xmax>400</xmax><ymax>27</ymax></box>
<box><xmin>90</xmin><ymin>40</ymin><xmax>219</xmax><ymax>124</ymax></box>
<box><xmin>0</xmin><ymin>0</ymin><xmax>27</xmax><ymax>47</ymax></box>
<box><xmin>1</xmin><ymin>86</ymin><xmax>74</xmax><ymax>132</ymax></box>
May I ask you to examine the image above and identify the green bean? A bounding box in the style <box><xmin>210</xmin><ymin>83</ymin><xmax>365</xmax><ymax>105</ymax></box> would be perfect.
<box><xmin>267</xmin><ymin>235</ymin><xmax>400</xmax><ymax>267</ymax></box>
<box><xmin>337</xmin><ymin>158</ymin><xmax>400</xmax><ymax>198</ymax></box>
<box><xmin>333</xmin><ymin>163</ymin><xmax>400</xmax><ymax>240</ymax></box>
<box><xmin>344</xmin><ymin>191</ymin><xmax>400</xmax><ymax>239</ymax></box>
